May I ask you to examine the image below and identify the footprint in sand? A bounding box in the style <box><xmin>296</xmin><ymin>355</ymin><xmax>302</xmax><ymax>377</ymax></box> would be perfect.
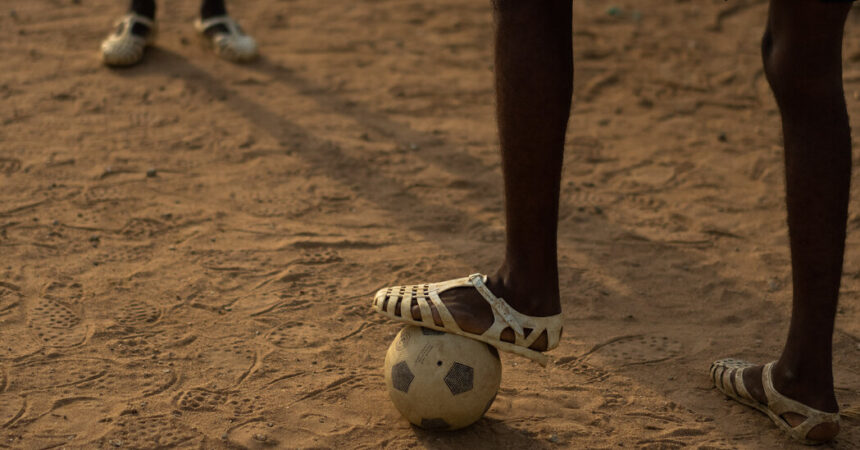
<box><xmin>79</xmin><ymin>182</ymin><xmax>140</xmax><ymax>205</ymax></box>
<box><xmin>108</xmin><ymin>336</ymin><xmax>161</xmax><ymax>359</ymax></box>
<box><xmin>231</xmin><ymin>188</ymin><xmax>313</xmax><ymax>218</ymax></box>
<box><xmin>228</xmin><ymin>394</ymin><xmax>264</xmax><ymax>416</ymax></box>
<box><xmin>0</xmin><ymin>393</ymin><xmax>25</xmax><ymax>428</ymax></box>
<box><xmin>582</xmin><ymin>335</ymin><xmax>683</xmax><ymax>367</ymax></box>
<box><xmin>27</xmin><ymin>297</ymin><xmax>88</xmax><ymax>347</ymax></box>
<box><xmin>108</xmin><ymin>328</ymin><xmax>195</xmax><ymax>359</ymax></box>
<box><xmin>100</xmin><ymin>415</ymin><xmax>200</xmax><ymax>449</ymax></box>
<box><xmin>116</xmin><ymin>300</ymin><xmax>162</xmax><ymax>326</ymax></box>
<box><xmin>176</xmin><ymin>388</ymin><xmax>228</xmax><ymax>412</ymax></box>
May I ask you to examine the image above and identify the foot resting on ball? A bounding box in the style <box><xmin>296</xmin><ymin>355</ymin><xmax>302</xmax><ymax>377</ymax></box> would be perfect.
<box><xmin>372</xmin><ymin>273</ymin><xmax>562</xmax><ymax>366</ymax></box>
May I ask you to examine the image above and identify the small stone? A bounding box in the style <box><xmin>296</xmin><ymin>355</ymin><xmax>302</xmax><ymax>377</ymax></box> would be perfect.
<box><xmin>253</xmin><ymin>433</ymin><xmax>267</xmax><ymax>442</ymax></box>
<box><xmin>89</xmin><ymin>235</ymin><xmax>100</xmax><ymax>242</ymax></box>
<box><xmin>267</xmin><ymin>422</ymin><xmax>274</xmax><ymax>427</ymax></box>
<box><xmin>767</xmin><ymin>278</ymin><xmax>782</xmax><ymax>292</ymax></box>
<box><xmin>718</xmin><ymin>132</ymin><xmax>728</xmax><ymax>142</ymax></box>
<box><xmin>146</xmin><ymin>168</ymin><xmax>157</xmax><ymax>177</ymax></box>
<box><xmin>548</xmin><ymin>434</ymin><xmax>560</xmax><ymax>443</ymax></box>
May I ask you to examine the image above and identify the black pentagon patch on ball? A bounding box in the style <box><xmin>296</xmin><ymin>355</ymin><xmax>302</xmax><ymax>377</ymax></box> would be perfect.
<box><xmin>391</xmin><ymin>361</ymin><xmax>414</xmax><ymax>393</ymax></box>
<box><xmin>421</xmin><ymin>327</ymin><xmax>444</xmax><ymax>336</ymax></box>
<box><xmin>420</xmin><ymin>418</ymin><xmax>450</xmax><ymax>430</ymax></box>
<box><xmin>444</xmin><ymin>362</ymin><xmax>473</xmax><ymax>395</ymax></box>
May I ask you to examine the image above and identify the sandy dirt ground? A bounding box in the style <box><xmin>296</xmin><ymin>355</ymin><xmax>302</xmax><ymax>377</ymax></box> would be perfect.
<box><xmin>2</xmin><ymin>0</ymin><xmax>860</xmax><ymax>448</ymax></box>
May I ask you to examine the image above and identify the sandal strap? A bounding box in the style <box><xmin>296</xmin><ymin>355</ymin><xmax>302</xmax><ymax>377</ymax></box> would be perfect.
<box><xmin>469</xmin><ymin>274</ymin><xmax>525</xmax><ymax>337</ymax></box>
<box><xmin>761</xmin><ymin>362</ymin><xmax>841</xmax><ymax>440</ymax></box>
<box><xmin>121</xmin><ymin>13</ymin><xmax>154</xmax><ymax>29</ymax></box>
<box><xmin>197</xmin><ymin>15</ymin><xmax>243</xmax><ymax>35</ymax></box>
<box><xmin>373</xmin><ymin>274</ymin><xmax>562</xmax><ymax>353</ymax></box>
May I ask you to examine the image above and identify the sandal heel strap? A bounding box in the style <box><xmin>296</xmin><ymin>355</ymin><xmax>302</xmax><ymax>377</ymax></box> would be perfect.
<box><xmin>762</xmin><ymin>362</ymin><xmax>841</xmax><ymax>440</ymax></box>
<box><xmin>122</xmin><ymin>13</ymin><xmax>155</xmax><ymax>28</ymax></box>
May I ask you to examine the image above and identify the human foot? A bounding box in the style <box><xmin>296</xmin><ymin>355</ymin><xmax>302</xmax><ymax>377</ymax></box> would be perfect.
<box><xmin>710</xmin><ymin>359</ymin><xmax>840</xmax><ymax>443</ymax></box>
<box><xmin>372</xmin><ymin>273</ymin><xmax>562</xmax><ymax>365</ymax></box>
<box><xmin>100</xmin><ymin>13</ymin><xmax>156</xmax><ymax>66</ymax></box>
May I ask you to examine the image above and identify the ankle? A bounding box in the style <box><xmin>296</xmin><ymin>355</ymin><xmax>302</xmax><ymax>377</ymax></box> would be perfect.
<box><xmin>129</xmin><ymin>0</ymin><xmax>156</xmax><ymax>19</ymax></box>
<box><xmin>489</xmin><ymin>266</ymin><xmax>560</xmax><ymax>316</ymax></box>
<box><xmin>200</xmin><ymin>0</ymin><xmax>227</xmax><ymax>19</ymax></box>
<box><xmin>771</xmin><ymin>360</ymin><xmax>838</xmax><ymax>412</ymax></box>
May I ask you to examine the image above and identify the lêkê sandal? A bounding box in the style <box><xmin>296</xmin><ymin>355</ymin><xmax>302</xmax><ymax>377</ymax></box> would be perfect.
<box><xmin>100</xmin><ymin>13</ymin><xmax>156</xmax><ymax>66</ymax></box>
<box><xmin>194</xmin><ymin>15</ymin><xmax>258</xmax><ymax>62</ymax></box>
<box><xmin>710</xmin><ymin>359</ymin><xmax>840</xmax><ymax>444</ymax></box>
<box><xmin>372</xmin><ymin>273</ymin><xmax>562</xmax><ymax>366</ymax></box>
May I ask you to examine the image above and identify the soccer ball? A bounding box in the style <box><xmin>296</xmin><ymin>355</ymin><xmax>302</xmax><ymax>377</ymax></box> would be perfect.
<box><xmin>384</xmin><ymin>326</ymin><xmax>502</xmax><ymax>430</ymax></box>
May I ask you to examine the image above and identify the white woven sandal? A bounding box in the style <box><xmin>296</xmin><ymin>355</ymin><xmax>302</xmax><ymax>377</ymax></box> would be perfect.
<box><xmin>372</xmin><ymin>273</ymin><xmax>562</xmax><ymax>366</ymax></box>
<box><xmin>100</xmin><ymin>13</ymin><xmax>156</xmax><ymax>67</ymax></box>
<box><xmin>194</xmin><ymin>15</ymin><xmax>258</xmax><ymax>62</ymax></box>
<box><xmin>710</xmin><ymin>359</ymin><xmax>840</xmax><ymax>444</ymax></box>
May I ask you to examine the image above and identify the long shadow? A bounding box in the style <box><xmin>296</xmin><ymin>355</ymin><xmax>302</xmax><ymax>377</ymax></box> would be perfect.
<box><xmin>111</xmin><ymin>48</ymin><xmax>495</xmax><ymax>246</ymax></box>
<box><xmin>242</xmin><ymin>55</ymin><xmax>499</xmax><ymax>186</ymax></box>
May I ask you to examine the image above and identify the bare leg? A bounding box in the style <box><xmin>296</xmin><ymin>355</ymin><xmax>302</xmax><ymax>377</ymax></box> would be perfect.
<box><xmin>129</xmin><ymin>0</ymin><xmax>155</xmax><ymax>19</ymax></box>
<box><xmin>741</xmin><ymin>0</ymin><xmax>851</xmax><ymax>441</ymax></box>
<box><xmin>129</xmin><ymin>0</ymin><xmax>155</xmax><ymax>34</ymax></box>
<box><xmin>200</xmin><ymin>0</ymin><xmax>230</xmax><ymax>36</ymax></box>
<box><xmin>412</xmin><ymin>0</ymin><xmax>572</xmax><ymax>350</ymax></box>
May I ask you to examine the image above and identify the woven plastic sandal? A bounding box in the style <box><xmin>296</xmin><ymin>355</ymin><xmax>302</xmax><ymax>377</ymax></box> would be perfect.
<box><xmin>372</xmin><ymin>273</ymin><xmax>562</xmax><ymax>366</ymax></box>
<box><xmin>710</xmin><ymin>359</ymin><xmax>840</xmax><ymax>444</ymax></box>
<box><xmin>194</xmin><ymin>15</ymin><xmax>258</xmax><ymax>62</ymax></box>
<box><xmin>100</xmin><ymin>13</ymin><xmax>156</xmax><ymax>66</ymax></box>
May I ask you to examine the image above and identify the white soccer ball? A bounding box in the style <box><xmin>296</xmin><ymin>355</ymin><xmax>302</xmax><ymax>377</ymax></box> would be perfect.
<box><xmin>384</xmin><ymin>326</ymin><xmax>502</xmax><ymax>430</ymax></box>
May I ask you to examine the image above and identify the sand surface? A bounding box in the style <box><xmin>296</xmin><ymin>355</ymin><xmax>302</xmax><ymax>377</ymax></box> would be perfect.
<box><xmin>2</xmin><ymin>0</ymin><xmax>860</xmax><ymax>448</ymax></box>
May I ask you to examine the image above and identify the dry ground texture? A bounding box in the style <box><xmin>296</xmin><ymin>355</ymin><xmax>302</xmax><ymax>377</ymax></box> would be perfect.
<box><xmin>2</xmin><ymin>0</ymin><xmax>860</xmax><ymax>448</ymax></box>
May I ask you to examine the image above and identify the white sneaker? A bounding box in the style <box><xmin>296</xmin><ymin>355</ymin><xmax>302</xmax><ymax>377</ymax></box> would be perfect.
<box><xmin>100</xmin><ymin>13</ymin><xmax>156</xmax><ymax>67</ymax></box>
<box><xmin>195</xmin><ymin>15</ymin><xmax>258</xmax><ymax>63</ymax></box>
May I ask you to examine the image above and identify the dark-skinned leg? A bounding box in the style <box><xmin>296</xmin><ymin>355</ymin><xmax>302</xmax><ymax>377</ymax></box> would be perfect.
<box><xmin>200</xmin><ymin>0</ymin><xmax>230</xmax><ymax>36</ymax></box>
<box><xmin>741</xmin><ymin>0</ymin><xmax>851</xmax><ymax>441</ymax></box>
<box><xmin>128</xmin><ymin>0</ymin><xmax>155</xmax><ymax>36</ymax></box>
<box><xmin>412</xmin><ymin>0</ymin><xmax>572</xmax><ymax>351</ymax></box>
